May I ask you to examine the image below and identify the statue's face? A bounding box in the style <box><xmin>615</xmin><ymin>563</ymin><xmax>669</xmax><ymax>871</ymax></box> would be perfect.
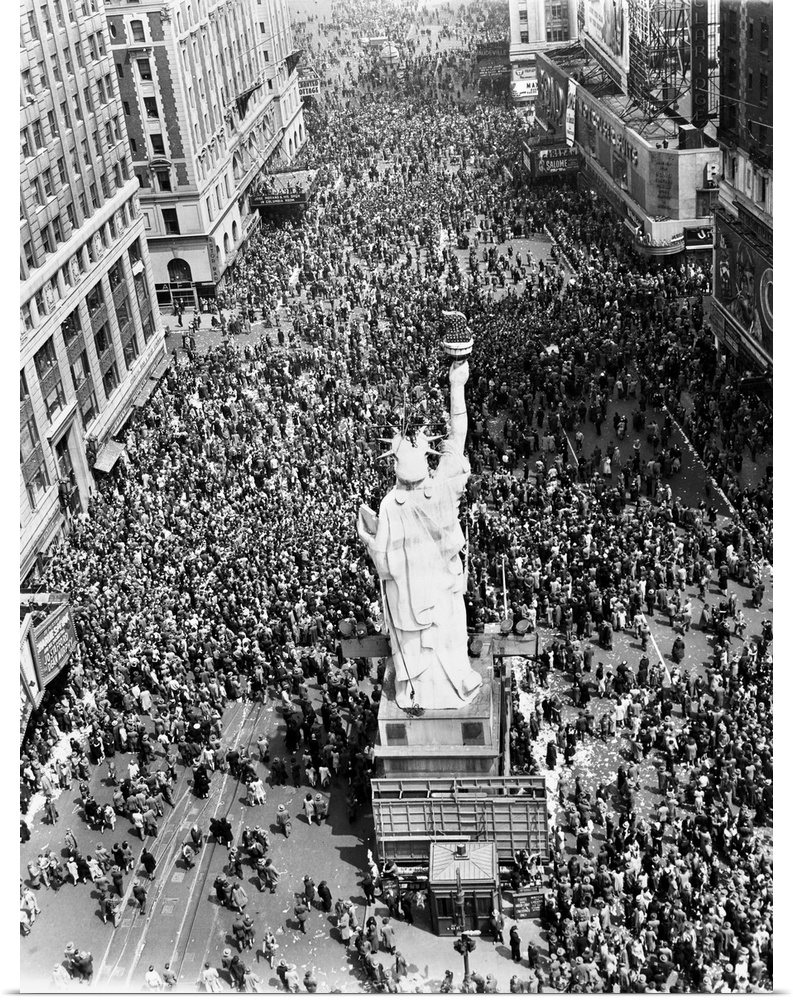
<box><xmin>393</xmin><ymin>441</ymin><xmax>429</xmax><ymax>485</ymax></box>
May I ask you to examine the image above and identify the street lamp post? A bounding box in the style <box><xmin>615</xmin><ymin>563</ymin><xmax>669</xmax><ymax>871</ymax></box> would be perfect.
<box><xmin>451</xmin><ymin>871</ymin><xmax>481</xmax><ymax>987</ymax></box>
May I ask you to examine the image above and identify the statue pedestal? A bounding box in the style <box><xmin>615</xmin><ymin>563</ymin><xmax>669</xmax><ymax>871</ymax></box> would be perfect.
<box><xmin>374</xmin><ymin>637</ymin><xmax>503</xmax><ymax>778</ymax></box>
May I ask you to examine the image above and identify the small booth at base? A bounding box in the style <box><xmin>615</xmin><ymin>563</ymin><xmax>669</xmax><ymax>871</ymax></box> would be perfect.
<box><xmin>428</xmin><ymin>841</ymin><xmax>500</xmax><ymax>936</ymax></box>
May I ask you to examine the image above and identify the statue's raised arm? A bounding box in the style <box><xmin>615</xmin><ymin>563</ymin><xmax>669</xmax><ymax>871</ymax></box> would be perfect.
<box><xmin>446</xmin><ymin>359</ymin><xmax>469</xmax><ymax>455</ymax></box>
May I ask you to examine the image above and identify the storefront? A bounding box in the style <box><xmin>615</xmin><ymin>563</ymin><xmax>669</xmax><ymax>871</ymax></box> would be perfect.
<box><xmin>428</xmin><ymin>842</ymin><xmax>500</xmax><ymax>936</ymax></box>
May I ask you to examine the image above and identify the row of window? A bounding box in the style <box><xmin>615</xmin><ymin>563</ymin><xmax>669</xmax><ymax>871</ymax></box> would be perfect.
<box><xmin>22</xmin><ymin>248</ymin><xmax>153</xmax><ymax>500</ymax></box>
<box><xmin>22</xmin><ymin>223</ymin><xmax>141</xmax><ymax>333</ymax></box>
<box><xmin>727</xmin><ymin>11</ymin><xmax>770</xmax><ymax>54</ymax></box>
<box><xmin>23</xmin><ymin>1</ymin><xmax>100</xmax><ymax>44</ymax></box>
<box><xmin>23</xmin><ymin>159</ymin><xmax>130</xmax><ymax>274</ymax></box>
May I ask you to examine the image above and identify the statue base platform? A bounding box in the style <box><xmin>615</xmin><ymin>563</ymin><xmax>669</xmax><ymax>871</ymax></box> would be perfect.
<box><xmin>374</xmin><ymin>636</ymin><xmax>503</xmax><ymax>778</ymax></box>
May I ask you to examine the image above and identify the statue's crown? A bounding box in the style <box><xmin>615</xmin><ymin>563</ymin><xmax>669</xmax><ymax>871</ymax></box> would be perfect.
<box><xmin>379</xmin><ymin>428</ymin><xmax>443</xmax><ymax>484</ymax></box>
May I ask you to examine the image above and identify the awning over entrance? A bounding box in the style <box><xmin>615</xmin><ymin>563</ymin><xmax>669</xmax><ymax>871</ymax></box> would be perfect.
<box><xmin>133</xmin><ymin>354</ymin><xmax>171</xmax><ymax>409</ymax></box>
<box><xmin>93</xmin><ymin>439</ymin><xmax>126</xmax><ymax>473</ymax></box>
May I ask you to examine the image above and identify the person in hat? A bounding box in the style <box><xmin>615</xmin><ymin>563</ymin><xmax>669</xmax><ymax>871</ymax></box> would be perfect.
<box><xmin>294</xmin><ymin>899</ymin><xmax>309</xmax><ymax>934</ymax></box>
<box><xmin>303</xmin><ymin>875</ymin><xmax>317</xmax><ymax>909</ymax></box>
<box><xmin>144</xmin><ymin>965</ymin><xmax>164</xmax><ymax>991</ymax></box>
<box><xmin>132</xmin><ymin>880</ymin><xmax>148</xmax><ymax>915</ymax></box>
<box><xmin>51</xmin><ymin>963</ymin><xmax>72</xmax><ymax>991</ymax></box>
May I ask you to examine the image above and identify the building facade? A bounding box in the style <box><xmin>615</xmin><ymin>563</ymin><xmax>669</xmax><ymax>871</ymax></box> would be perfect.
<box><xmin>709</xmin><ymin>0</ymin><xmax>772</xmax><ymax>370</ymax></box>
<box><xmin>104</xmin><ymin>0</ymin><xmax>305</xmax><ymax>310</ymax></box>
<box><xmin>535</xmin><ymin>49</ymin><xmax>720</xmax><ymax>257</ymax></box>
<box><xmin>508</xmin><ymin>0</ymin><xmax>579</xmax><ymax>110</ymax></box>
<box><xmin>20</xmin><ymin>0</ymin><xmax>166</xmax><ymax>586</ymax></box>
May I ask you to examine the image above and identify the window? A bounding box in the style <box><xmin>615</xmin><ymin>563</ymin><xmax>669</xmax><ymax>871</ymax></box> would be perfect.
<box><xmin>21</xmin><ymin>303</ymin><xmax>34</xmax><ymax>332</ymax></box>
<box><xmin>385</xmin><ymin>723</ymin><xmax>407</xmax><ymax>746</ymax></box>
<box><xmin>102</xmin><ymin>361</ymin><xmax>119</xmax><ymax>398</ymax></box>
<box><xmin>32</xmin><ymin>176</ymin><xmax>45</xmax><ymax>206</ymax></box>
<box><xmin>759</xmin><ymin>72</ymin><xmax>768</xmax><ymax>104</ymax></box>
<box><xmin>43</xmin><ymin>379</ymin><xmax>66</xmax><ymax>421</ymax></box>
<box><xmin>87</xmin><ymin>281</ymin><xmax>105</xmax><ymax>317</ymax></box>
<box><xmin>520</xmin><ymin>30</ymin><xmax>529</xmax><ymax>43</ymax></box>
<box><xmin>130</xmin><ymin>19</ymin><xmax>145</xmax><ymax>42</ymax></box>
<box><xmin>94</xmin><ymin>321</ymin><xmax>110</xmax><ymax>356</ymax></box>
<box><xmin>128</xmin><ymin>238</ymin><xmax>142</xmax><ymax>267</ymax></box>
<box><xmin>27</xmin><ymin>11</ymin><xmax>39</xmax><ymax>40</ymax></box>
<box><xmin>25</xmin><ymin>457</ymin><xmax>50</xmax><ymax>509</ymax></box>
<box><xmin>89</xmin><ymin>182</ymin><xmax>99</xmax><ymax>209</ymax></box>
<box><xmin>21</xmin><ymin>129</ymin><xmax>31</xmax><ymax>158</ymax></box>
<box><xmin>75</xmin><ymin>40</ymin><xmax>84</xmax><ymax>68</ymax></box>
<box><xmin>21</xmin><ymin>410</ymin><xmax>41</xmax><ymax>462</ymax></box>
<box><xmin>162</xmin><ymin>207</ymin><xmax>180</xmax><ymax>234</ymax></box>
<box><xmin>41</xmin><ymin>225</ymin><xmax>55</xmax><ymax>254</ymax></box>
<box><xmin>122</xmin><ymin>332</ymin><xmax>139</xmax><ymax>368</ymax></box>
<box><xmin>66</xmin><ymin>202</ymin><xmax>77</xmax><ymax>230</ymax></box>
<box><xmin>47</xmin><ymin>109</ymin><xmax>57</xmax><ymax>136</ymax></box>
<box><xmin>57</xmin><ymin>156</ymin><xmax>68</xmax><ymax>184</ymax></box>
<box><xmin>32</xmin><ymin>119</ymin><xmax>44</xmax><ymax>150</ymax></box>
<box><xmin>138</xmin><ymin>57</ymin><xmax>152</xmax><ymax>80</ymax></box>
<box><xmin>462</xmin><ymin>722</ymin><xmax>485</xmax><ymax>746</ymax></box>
<box><xmin>35</xmin><ymin>338</ymin><xmax>60</xmax><ymax>382</ymax></box>
<box><xmin>760</xmin><ymin>20</ymin><xmax>769</xmax><ymax>53</ymax></box>
<box><xmin>73</xmin><ymin>93</ymin><xmax>83</xmax><ymax>120</ymax></box>
<box><xmin>70</xmin><ymin>349</ymin><xmax>90</xmax><ymax>390</ymax></box>
<box><xmin>79</xmin><ymin>388</ymin><xmax>98</xmax><ymax>427</ymax></box>
<box><xmin>143</xmin><ymin>96</ymin><xmax>159</xmax><ymax>118</ymax></box>
<box><xmin>83</xmin><ymin>86</ymin><xmax>93</xmax><ymax>112</ymax></box>
<box><xmin>23</xmin><ymin>240</ymin><xmax>35</xmax><ymax>269</ymax></box>
<box><xmin>64</xmin><ymin>49</ymin><xmax>73</xmax><ymax>75</ymax></box>
<box><xmin>150</xmin><ymin>132</ymin><xmax>165</xmax><ymax>156</ymax></box>
<box><xmin>519</xmin><ymin>9</ymin><xmax>527</xmax><ymax>20</ymax></box>
<box><xmin>42</xmin><ymin>168</ymin><xmax>54</xmax><ymax>197</ymax></box>
<box><xmin>41</xmin><ymin>4</ymin><xmax>53</xmax><ymax>34</ymax></box>
<box><xmin>727</xmin><ymin>8</ymin><xmax>737</xmax><ymax>39</ymax></box>
<box><xmin>116</xmin><ymin>292</ymin><xmax>132</xmax><ymax>327</ymax></box>
<box><xmin>154</xmin><ymin>167</ymin><xmax>172</xmax><ymax>191</ymax></box>
<box><xmin>96</xmin><ymin>77</ymin><xmax>106</xmax><ymax>104</ymax></box>
<box><xmin>62</xmin><ymin>308</ymin><xmax>82</xmax><ymax>345</ymax></box>
<box><xmin>52</xmin><ymin>215</ymin><xmax>63</xmax><ymax>244</ymax></box>
<box><xmin>114</xmin><ymin>162</ymin><xmax>123</xmax><ymax>189</ymax></box>
<box><xmin>101</xmin><ymin>173</ymin><xmax>110</xmax><ymax>198</ymax></box>
<box><xmin>108</xmin><ymin>261</ymin><xmax>125</xmax><ymax>292</ymax></box>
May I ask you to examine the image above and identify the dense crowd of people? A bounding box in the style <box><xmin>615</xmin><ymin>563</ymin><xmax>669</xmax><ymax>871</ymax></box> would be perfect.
<box><xmin>21</xmin><ymin>0</ymin><xmax>771</xmax><ymax>992</ymax></box>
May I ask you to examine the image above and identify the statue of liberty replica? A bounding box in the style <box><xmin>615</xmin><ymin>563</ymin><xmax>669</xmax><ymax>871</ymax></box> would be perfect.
<box><xmin>357</xmin><ymin>312</ymin><xmax>483</xmax><ymax>711</ymax></box>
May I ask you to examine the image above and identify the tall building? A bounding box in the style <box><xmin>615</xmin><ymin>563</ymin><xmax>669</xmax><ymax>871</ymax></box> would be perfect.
<box><xmin>104</xmin><ymin>0</ymin><xmax>306</xmax><ymax>311</ymax></box>
<box><xmin>709</xmin><ymin>0</ymin><xmax>772</xmax><ymax>371</ymax></box>
<box><xmin>20</xmin><ymin>0</ymin><xmax>166</xmax><ymax>586</ymax></box>
<box><xmin>508</xmin><ymin>0</ymin><xmax>579</xmax><ymax>110</ymax></box>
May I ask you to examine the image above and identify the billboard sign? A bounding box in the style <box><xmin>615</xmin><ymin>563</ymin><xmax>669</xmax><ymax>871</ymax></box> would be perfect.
<box><xmin>714</xmin><ymin>212</ymin><xmax>773</xmax><ymax>359</ymax></box>
<box><xmin>582</xmin><ymin>0</ymin><xmax>630</xmax><ymax>88</ymax></box>
<box><xmin>684</xmin><ymin>225</ymin><xmax>714</xmax><ymax>249</ymax></box>
<box><xmin>690</xmin><ymin>0</ymin><xmax>710</xmax><ymax>128</ymax></box>
<box><xmin>533</xmin><ymin>147</ymin><xmax>579</xmax><ymax>176</ymax></box>
<box><xmin>33</xmin><ymin>604</ymin><xmax>77</xmax><ymax>686</ymax></box>
<box><xmin>565</xmin><ymin>80</ymin><xmax>577</xmax><ymax>146</ymax></box>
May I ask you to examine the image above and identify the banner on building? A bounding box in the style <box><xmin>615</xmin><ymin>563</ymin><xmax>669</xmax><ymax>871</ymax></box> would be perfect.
<box><xmin>713</xmin><ymin>212</ymin><xmax>773</xmax><ymax>359</ymax></box>
<box><xmin>565</xmin><ymin>80</ymin><xmax>577</xmax><ymax>146</ymax></box>
<box><xmin>532</xmin><ymin>147</ymin><xmax>579</xmax><ymax>177</ymax></box>
<box><xmin>33</xmin><ymin>604</ymin><xmax>77</xmax><ymax>687</ymax></box>
<box><xmin>581</xmin><ymin>0</ymin><xmax>630</xmax><ymax>88</ymax></box>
